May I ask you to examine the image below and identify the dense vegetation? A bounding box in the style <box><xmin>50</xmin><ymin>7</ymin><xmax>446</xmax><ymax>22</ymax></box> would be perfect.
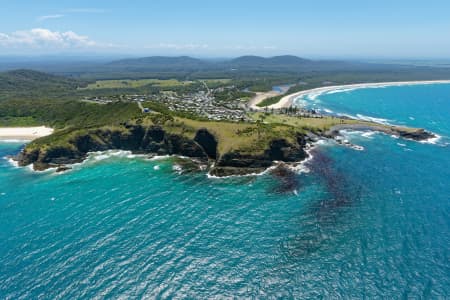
<box><xmin>257</xmin><ymin>95</ymin><xmax>283</xmax><ymax>107</ymax></box>
<box><xmin>0</xmin><ymin>99</ymin><xmax>141</xmax><ymax>128</ymax></box>
<box><xmin>0</xmin><ymin>69</ymin><xmax>83</xmax><ymax>101</ymax></box>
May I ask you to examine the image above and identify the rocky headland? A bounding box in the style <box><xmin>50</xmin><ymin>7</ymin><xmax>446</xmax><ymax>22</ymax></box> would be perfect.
<box><xmin>14</xmin><ymin>119</ymin><xmax>435</xmax><ymax>177</ymax></box>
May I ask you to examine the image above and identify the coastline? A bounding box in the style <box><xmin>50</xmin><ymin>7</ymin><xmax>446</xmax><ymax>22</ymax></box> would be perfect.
<box><xmin>0</xmin><ymin>126</ymin><xmax>54</xmax><ymax>141</ymax></box>
<box><xmin>248</xmin><ymin>91</ymin><xmax>280</xmax><ymax>110</ymax></box>
<box><xmin>268</xmin><ymin>80</ymin><xmax>450</xmax><ymax>109</ymax></box>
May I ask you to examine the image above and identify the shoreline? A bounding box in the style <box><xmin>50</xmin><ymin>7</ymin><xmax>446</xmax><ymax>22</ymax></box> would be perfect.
<box><xmin>268</xmin><ymin>80</ymin><xmax>450</xmax><ymax>109</ymax></box>
<box><xmin>0</xmin><ymin>126</ymin><xmax>54</xmax><ymax>141</ymax></box>
<box><xmin>248</xmin><ymin>91</ymin><xmax>281</xmax><ymax>110</ymax></box>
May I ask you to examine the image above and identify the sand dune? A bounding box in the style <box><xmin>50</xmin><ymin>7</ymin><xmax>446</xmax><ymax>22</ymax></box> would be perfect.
<box><xmin>0</xmin><ymin>126</ymin><xmax>54</xmax><ymax>141</ymax></box>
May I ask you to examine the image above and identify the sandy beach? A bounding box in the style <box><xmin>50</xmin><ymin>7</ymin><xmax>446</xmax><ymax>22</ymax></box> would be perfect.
<box><xmin>248</xmin><ymin>91</ymin><xmax>281</xmax><ymax>110</ymax></box>
<box><xmin>268</xmin><ymin>80</ymin><xmax>450</xmax><ymax>109</ymax></box>
<box><xmin>0</xmin><ymin>126</ymin><xmax>54</xmax><ymax>141</ymax></box>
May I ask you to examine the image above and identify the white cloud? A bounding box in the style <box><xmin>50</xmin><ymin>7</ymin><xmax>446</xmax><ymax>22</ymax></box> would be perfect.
<box><xmin>63</xmin><ymin>8</ymin><xmax>106</xmax><ymax>13</ymax></box>
<box><xmin>37</xmin><ymin>14</ymin><xmax>65</xmax><ymax>22</ymax></box>
<box><xmin>0</xmin><ymin>28</ymin><xmax>97</xmax><ymax>49</ymax></box>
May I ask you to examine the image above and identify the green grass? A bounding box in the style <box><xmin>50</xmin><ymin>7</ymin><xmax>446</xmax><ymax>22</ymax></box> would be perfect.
<box><xmin>132</xmin><ymin>115</ymin><xmax>296</xmax><ymax>155</ymax></box>
<box><xmin>250</xmin><ymin>112</ymin><xmax>361</xmax><ymax>132</ymax></box>
<box><xmin>82</xmin><ymin>78</ymin><xmax>193</xmax><ymax>90</ymax></box>
<box><xmin>202</xmin><ymin>79</ymin><xmax>231</xmax><ymax>84</ymax></box>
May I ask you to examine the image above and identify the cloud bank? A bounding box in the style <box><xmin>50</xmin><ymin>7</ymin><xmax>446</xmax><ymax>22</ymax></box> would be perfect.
<box><xmin>0</xmin><ymin>28</ymin><xmax>97</xmax><ymax>49</ymax></box>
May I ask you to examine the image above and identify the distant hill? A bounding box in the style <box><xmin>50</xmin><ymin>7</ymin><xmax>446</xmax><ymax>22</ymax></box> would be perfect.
<box><xmin>0</xmin><ymin>69</ymin><xmax>81</xmax><ymax>100</ymax></box>
<box><xmin>107</xmin><ymin>56</ymin><xmax>209</xmax><ymax>71</ymax></box>
<box><xmin>103</xmin><ymin>55</ymin><xmax>375</xmax><ymax>74</ymax></box>
<box><xmin>2</xmin><ymin>56</ymin><xmax>450</xmax><ymax>82</ymax></box>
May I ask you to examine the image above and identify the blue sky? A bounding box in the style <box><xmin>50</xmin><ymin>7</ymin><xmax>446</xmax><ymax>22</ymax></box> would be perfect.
<box><xmin>0</xmin><ymin>0</ymin><xmax>449</xmax><ymax>58</ymax></box>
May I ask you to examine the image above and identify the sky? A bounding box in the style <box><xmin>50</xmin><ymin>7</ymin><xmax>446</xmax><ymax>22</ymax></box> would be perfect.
<box><xmin>0</xmin><ymin>0</ymin><xmax>449</xmax><ymax>59</ymax></box>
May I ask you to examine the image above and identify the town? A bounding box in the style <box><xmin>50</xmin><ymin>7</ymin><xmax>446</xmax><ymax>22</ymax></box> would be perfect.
<box><xmin>82</xmin><ymin>82</ymin><xmax>326</xmax><ymax>122</ymax></box>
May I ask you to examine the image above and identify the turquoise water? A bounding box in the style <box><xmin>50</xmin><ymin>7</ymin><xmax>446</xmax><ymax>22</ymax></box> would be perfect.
<box><xmin>1</xmin><ymin>84</ymin><xmax>449</xmax><ymax>298</ymax></box>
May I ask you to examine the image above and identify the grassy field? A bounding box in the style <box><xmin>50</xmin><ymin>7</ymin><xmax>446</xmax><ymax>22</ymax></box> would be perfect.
<box><xmin>250</xmin><ymin>112</ymin><xmax>360</xmax><ymax>131</ymax></box>
<box><xmin>202</xmin><ymin>79</ymin><xmax>231</xmax><ymax>84</ymax></box>
<box><xmin>80</xmin><ymin>78</ymin><xmax>231</xmax><ymax>90</ymax></box>
<box><xmin>134</xmin><ymin>115</ymin><xmax>296</xmax><ymax>155</ymax></box>
<box><xmin>82</xmin><ymin>78</ymin><xmax>193</xmax><ymax>89</ymax></box>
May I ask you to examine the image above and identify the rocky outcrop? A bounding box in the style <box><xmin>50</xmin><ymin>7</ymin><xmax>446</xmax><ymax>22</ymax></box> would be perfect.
<box><xmin>16</xmin><ymin>125</ymin><xmax>209</xmax><ymax>171</ymax></box>
<box><xmin>397</xmin><ymin>128</ymin><xmax>435</xmax><ymax>141</ymax></box>
<box><xmin>325</xmin><ymin>124</ymin><xmax>436</xmax><ymax>141</ymax></box>
<box><xmin>194</xmin><ymin>128</ymin><xmax>218</xmax><ymax>159</ymax></box>
<box><xmin>209</xmin><ymin>136</ymin><xmax>308</xmax><ymax>176</ymax></box>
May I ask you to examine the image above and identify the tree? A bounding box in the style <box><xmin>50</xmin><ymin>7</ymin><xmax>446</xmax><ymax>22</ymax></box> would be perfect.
<box><xmin>150</xmin><ymin>113</ymin><xmax>174</xmax><ymax>126</ymax></box>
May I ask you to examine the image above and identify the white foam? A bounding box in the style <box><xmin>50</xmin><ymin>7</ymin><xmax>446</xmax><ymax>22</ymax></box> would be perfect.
<box><xmin>206</xmin><ymin>146</ymin><xmax>317</xmax><ymax>179</ymax></box>
<box><xmin>5</xmin><ymin>157</ymin><xmax>19</xmax><ymax>167</ymax></box>
<box><xmin>419</xmin><ymin>134</ymin><xmax>441</xmax><ymax>145</ymax></box>
<box><xmin>0</xmin><ymin>139</ymin><xmax>30</xmax><ymax>143</ymax></box>
<box><xmin>361</xmin><ymin>131</ymin><xmax>376</xmax><ymax>138</ymax></box>
<box><xmin>307</xmin><ymin>93</ymin><xmax>319</xmax><ymax>100</ymax></box>
<box><xmin>87</xmin><ymin>150</ymin><xmax>139</xmax><ymax>161</ymax></box>
<box><xmin>153</xmin><ymin>165</ymin><xmax>160</xmax><ymax>170</ymax></box>
<box><xmin>149</xmin><ymin>155</ymin><xmax>172</xmax><ymax>161</ymax></box>
<box><xmin>326</xmin><ymin>87</ymin><xmax>357</xmax><ymax>95</ymax></box>
<box><xmin>351</xmin><ymin>145</ymin><xmax>365</xmax><ymax>151</ymax></box>
<box><xmin>355</xmin><ymin>114</ymin><xmax>391</xmax><ymax>125</ymax></box>
<box><xmin>25</xmin><ymin>163</ymin><xmax>57</xmax><ymax>173</ymax></box>
<box><xmin>288</xmin><ymin>142</ymin><xmax>318</xmax><ymax>174</ymax></box>
<box><xmin>206</xmin><ymin>165</ymin><xmax>277</xmax><ymax>179</ymax></box>
<box><xmin>84</xmin><ymin>150</ymin><xmax>149</xmax><ymax>164</ymax></box>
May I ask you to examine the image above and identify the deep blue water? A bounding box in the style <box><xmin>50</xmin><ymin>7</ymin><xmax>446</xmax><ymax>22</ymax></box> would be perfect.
<box><xmin>1</xmin><ymin>84</ymin><xmax>449</xmax><ymax>298</ymax></box>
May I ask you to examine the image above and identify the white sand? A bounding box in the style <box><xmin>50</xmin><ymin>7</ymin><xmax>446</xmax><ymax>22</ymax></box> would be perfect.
<box><xmin>248</xmin><ymin>91</ymin><xmax>281</xmax><ymax>110</ymax></box>
<box><xmin>0</xmin><ymin>126</ymin><xmax>54</xmax><ymax>141</ymax></box>
<box><xmin>269</xmin><ymin>80</ymin><xmax>450</xmax><ymax>109</ymax></box>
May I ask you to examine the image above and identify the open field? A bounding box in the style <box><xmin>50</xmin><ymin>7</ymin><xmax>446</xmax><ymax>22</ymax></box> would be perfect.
<box><xmin>82</xmin><ymin>78</ymin><xmax>232</xmax><ymax>90</ymax></box>
<box><xmin>82</xmin><ymin>78</ymin><xmax>193</xmax><ymax>89</ymax></box>
<box><xmin>135</xmin><ymin>116</ymin><xmax>296</xmax><ymax>155</ymax></box>
<box><xmin>249</xmin><ymin>112</ymin><xmax>360</xmax><ymax>131</ymax></box>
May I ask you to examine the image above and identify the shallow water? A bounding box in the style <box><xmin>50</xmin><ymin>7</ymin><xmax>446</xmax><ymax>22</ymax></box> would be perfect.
<box><xmin>1</xmin><ymin>84</ymin><xmax>449</xmax><ymax>298</ymax></box>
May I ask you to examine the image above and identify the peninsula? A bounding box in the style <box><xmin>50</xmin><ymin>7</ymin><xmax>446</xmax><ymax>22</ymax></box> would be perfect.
<box><xmin>0</xmin><ymin>57</ymin><xmax>446</xmax><ymax>176</ymax></box>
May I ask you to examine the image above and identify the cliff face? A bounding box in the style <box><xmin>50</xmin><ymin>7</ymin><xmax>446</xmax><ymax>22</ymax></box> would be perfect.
<box><xmin>210</xmin><ymin>136</ymin><xmax>307</xmax><ymax>177</ymax></box>
<box><xmin>16</xmin><ymin>125</ymin><xmax>207</xmax><ymax>171</ymax></box>
<box><xmin>16</xmin><ymin>125</ymin><xmax>308</xmax><ymax>175</ymax></box>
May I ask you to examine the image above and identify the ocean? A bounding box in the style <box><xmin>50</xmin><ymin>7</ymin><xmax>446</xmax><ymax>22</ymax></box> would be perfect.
<box><xmin>1</xmin><ymin>84</ymin><xmax>449</xmax><ymax>298</ymax></box>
